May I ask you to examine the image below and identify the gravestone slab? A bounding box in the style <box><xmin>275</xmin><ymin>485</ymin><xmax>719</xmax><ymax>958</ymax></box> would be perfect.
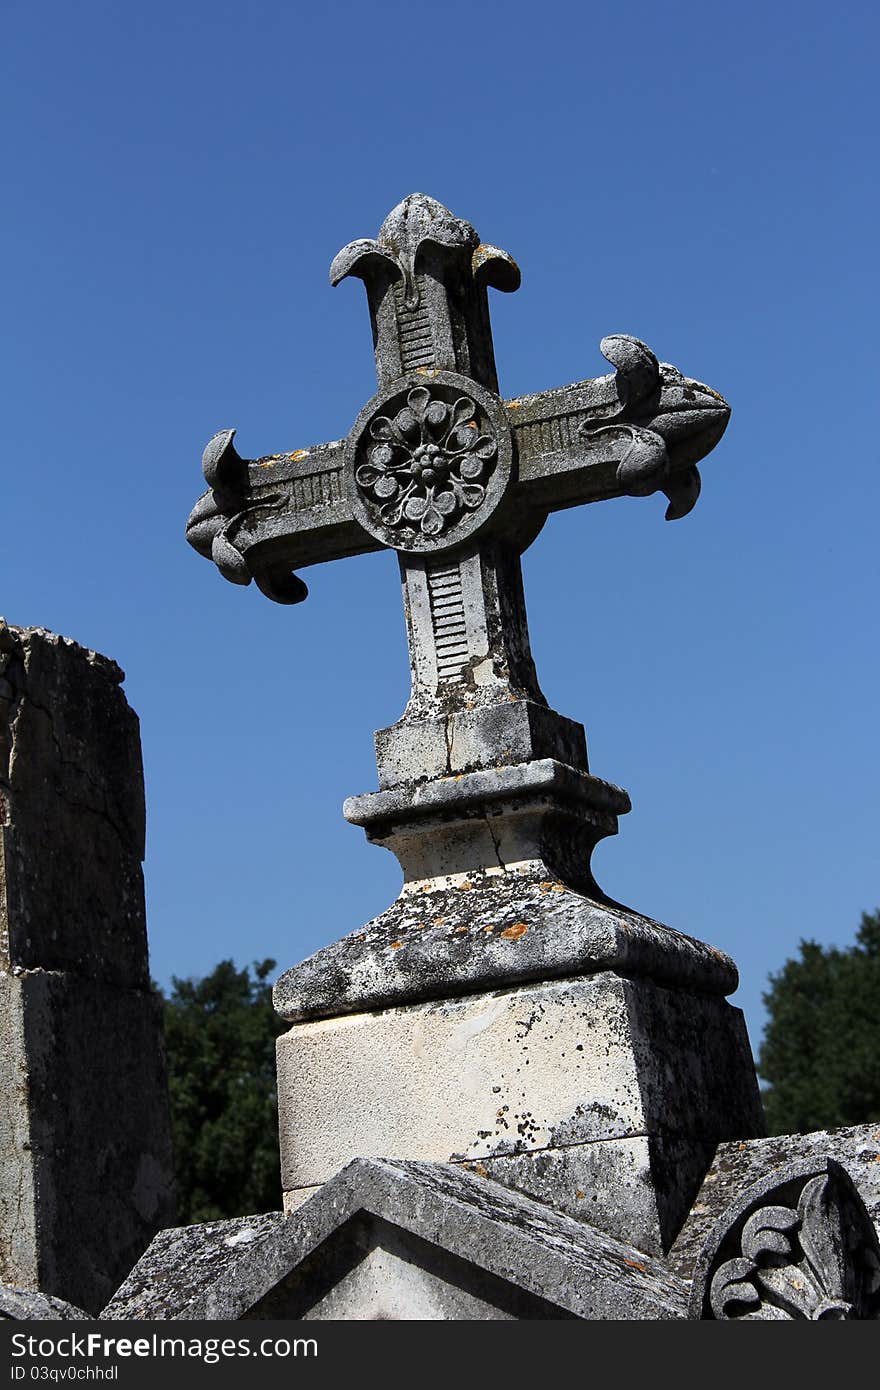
<box><xmin>0</xmin><ymin>623</ymin><xmax>175</xmax><ymax>1315</ymax></box>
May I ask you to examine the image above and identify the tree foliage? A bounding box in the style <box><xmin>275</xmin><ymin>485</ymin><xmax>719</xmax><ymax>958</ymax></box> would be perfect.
<box><xmin>758</xmin><ymin>909</ymin><xmax>880</xmax><ymax>1136</ymax></box>
<box><xmin>157</xmin><ymin>959</ymin><xmax>287</xmax><ymax>1224</ymax></box>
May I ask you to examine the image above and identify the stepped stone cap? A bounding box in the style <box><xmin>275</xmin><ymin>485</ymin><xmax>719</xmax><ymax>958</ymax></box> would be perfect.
<box><xmin>273</xmin><ymin>868</ymin><xmax>738</xmax><ymax>1023</ymax></box>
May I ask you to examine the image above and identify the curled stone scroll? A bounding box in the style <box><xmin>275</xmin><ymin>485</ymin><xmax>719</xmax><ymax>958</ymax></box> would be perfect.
<box><xmin>689</xmin><ymin>1157</ymin><xmax>880</xmax><ymax>1320</ymax></box>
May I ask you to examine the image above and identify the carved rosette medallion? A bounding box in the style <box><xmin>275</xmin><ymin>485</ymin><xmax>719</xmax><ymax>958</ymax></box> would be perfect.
<box><xmin>343</xmin><ymin>371</ymin><xmax>513</xmax><ymax>553</ymax></box>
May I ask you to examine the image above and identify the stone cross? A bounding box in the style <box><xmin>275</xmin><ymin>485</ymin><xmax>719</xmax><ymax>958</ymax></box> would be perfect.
<box><xmin>185</xmin><ymin>195</ymin><xmax>764</xmax><ymax>1260</ymax></box>
<box><xmin>187</xmin><ymin>193</ymin><xmax>729</xmax><ymax>851</ymax></box>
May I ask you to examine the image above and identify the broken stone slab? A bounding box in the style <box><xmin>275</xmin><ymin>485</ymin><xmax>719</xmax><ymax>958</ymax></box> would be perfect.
<box><xmin>0</xmin><ymin>970</ymin><xmax>176</xmax><ymax>1313</ymax></box>
<box><xmin>0</xmin><ymin>1285</ymin><xmax>89</xmax><ymax>1321</ymax></box>
<box><xmin>0</xmin><ymin>623</ymin><xmax>175</xmax><ymax>1315</ymax></box>
<box><xmin>276</xmin><ymin>971</ymin><xmax>763</xmax><ymax>1252</ymax></box>
<box><xmin>273</xmin><ymin>866</ymin><xmax>737</xmax><ymax>1022</ymax></box>
<box><xmin>668</xmin><ymin>1122</ymin><xmax>880</xmax><ymax>1282</ymax></box>
<box><xmin>103</xmin><ymin>1159</ymin><xmax>690</xmax><ymax>1320</ymax></box>
<box><xmin>0</xmin><ymin>623</ymin><xmax>148</xmax><ymax>986</ymax></box>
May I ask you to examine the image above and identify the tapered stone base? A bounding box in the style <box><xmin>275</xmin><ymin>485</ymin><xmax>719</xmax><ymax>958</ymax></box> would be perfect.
<box><xmin>277</xmin><ymin>971</ymin><xmax>764</xmax><ymax>1253</ymax></box>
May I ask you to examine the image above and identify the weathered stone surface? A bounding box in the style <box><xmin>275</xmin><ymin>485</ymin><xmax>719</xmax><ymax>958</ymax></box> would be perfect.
<box><xmin>277</xmin><ymin>971</ymin><xmax>763</xmax><ymax>1249</ymax></box>
<box><xmin>374</xmin><ymin>698</ymin><xmax>589</xmax><ymax>791</ymax></box>
<box><xmin>460</xmin><ymin>1135</ymin><xmax>718</xmax><ymax>1256</ymax></box>
<box><xmin>104</xmin><ymin>1159</ymin><xmax>689</xmax><ymax>1320</ymax></box>
<box><xmin>0</xmin><ymin>624</ymin><xmax>147</xmax><ymax>985</ymax></box>
<box><xmin>0</xmin><ymin>971</ymin><xmax>175</xmax><ymax>1313</ymax></box>
<box><xmin>669</xmin><ymin>1123</ymin><xmax>880</xmax><ymax>1282</ymax></box>
<box><xmin>0</xmin><ymin>623</ymin><xmax>175</xmax><ymax>1315</ymax></box>
<box><xmin>0</xmin><ymin>1285</ymin><xmax>89</xmax><ymax>1321</ymax></box>
<box><xmin>688</xmin><ymin>1156</ymin><xmax>880</xmax><ymax>1320</ymax></box>
<box><xmin>284</xmin><ymin>1136</ymin><xmax>716</xmax><ymax>1256</ymax></box>
<box><xmin>274</xmin><ymin>868</ymin><xmax>737</xmax><ymax>1022</ymax></box>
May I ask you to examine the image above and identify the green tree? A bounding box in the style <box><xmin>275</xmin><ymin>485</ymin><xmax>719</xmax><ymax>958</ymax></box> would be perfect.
<box><xmin>758</xmin><ymin>909</ymin><xmax>880</xmax><ymax>1136</ymax></box>
<box><xmin>158</xmin><ymin>959</ymin><xmax>287</xmax><ymax>1224</ymax></box>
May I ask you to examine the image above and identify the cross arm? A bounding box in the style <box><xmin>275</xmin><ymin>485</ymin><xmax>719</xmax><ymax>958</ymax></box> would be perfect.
<box><xmin>185</xmin><ymin>428</ymin><xmax>382</xmax><ymax>604</ymax></box>
<box><xmin>508</xmin><ymin>335</ymin><xmax>731</xmax><ymax>522</ymax></box>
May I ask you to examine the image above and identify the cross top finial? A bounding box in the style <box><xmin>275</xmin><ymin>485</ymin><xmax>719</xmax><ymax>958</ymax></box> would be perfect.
<box><xmin>330</xmin><ymin>193</ymin><xmax>519</xmax><ymax>395</ymax></box>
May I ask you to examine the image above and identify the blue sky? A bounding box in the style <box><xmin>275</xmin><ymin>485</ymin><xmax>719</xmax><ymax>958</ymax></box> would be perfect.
<box><xmin>4</xmin><ymin>1</ymin><xmax>877</xmax><ymax>1057</ymax></box>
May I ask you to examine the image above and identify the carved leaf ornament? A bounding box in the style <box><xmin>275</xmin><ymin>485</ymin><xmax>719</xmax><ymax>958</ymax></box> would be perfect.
<box><xmin>691</xmin><ymin>1159</ymin><xmax>880</xmax><ymax>1320</ymax></box>
<box><xmin>355</xmin><ymin>386</ymin><xmax>497</xmax><ymax>539</ymax></box>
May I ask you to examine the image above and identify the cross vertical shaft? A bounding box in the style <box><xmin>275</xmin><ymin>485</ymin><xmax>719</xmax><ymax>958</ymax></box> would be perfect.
<box><xmin>398</xmin><ymin>541</ymin><xmax>544</xmax><ymax>716</ymax></box>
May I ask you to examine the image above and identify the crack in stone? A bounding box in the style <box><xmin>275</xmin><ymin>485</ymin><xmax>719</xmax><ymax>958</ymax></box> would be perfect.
<box><xmin>6</xmin><ymin>693</ymin><xmax>134</xmax><ymax>857</ymax></box>
<box><xmin>443</xmin><ymin>716</ymin><xmax>454</xmax><ymax>775</ymax></box>
<box><xmin>483</xmin><ymin>815</ymin><xmax>505</xmax><ymax>870</ymax></box>
<box><xmin>451</xmin><ymin>1129</ymin><xmax>655</xmax><ymax>1168</ymax></box>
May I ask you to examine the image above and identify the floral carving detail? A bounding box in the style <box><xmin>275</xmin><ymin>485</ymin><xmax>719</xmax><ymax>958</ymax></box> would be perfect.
<box><xmin>355</xmin><ymin>386</ymin><xmax>497</xmax><ymax>538</ymax></box>
<box><xmin>696</xmin><ymin>1162</ymin><xmax>880</xmax><ymax>1321</ymax></box>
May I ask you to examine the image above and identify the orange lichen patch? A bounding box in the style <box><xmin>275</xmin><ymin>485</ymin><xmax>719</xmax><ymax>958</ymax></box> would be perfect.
<box><xmin>256</xmin><ymin>459</ymin><xmax>276</xmax><ymax>469</ymax></box>
<box><xmin>507</xmin><ymin>398</ymin><xmax>522</xmax><ymax>409</ymax></box>
<box><xmin>575</xmin><ymin>1190</ymin><xmax>586</xmax><ymax>1200</ymax></box>
<box><xmin>433</xmin><ymin>917</ymin><xmax>446</xmax><ymax>927</ymax></box>
<box><xmin>471</xmin><ymin>1162</ymin><xmax>488</xmax><ymax>1178</ymax></box>
<box><xmin>459</xmin><ymin>880</ymin><xmax>474</xmax><ymax>892</ymax></box>
<box><xmin>452</xmin><ymin>925</ymin><xmax>468</xmax><ymax>935</ymax></box>
<box><xmin>389</xmin><ymin>941</ymin><xmax>403</xmax><ymax>950</ymax></box>
<box><xmin>500</xmin><ymin>922</ymin><xmax>529</xmax><ymax>941</ymax></box>
<box><xmin>465</xmin><ymin>419</ymin><xmax>477</xmax><ymax>430</ymax></box>
<box><xmin>415</xmin><ymin>367</ymin><xmax>438</xmax><ymax>378</ymax></box>
<box><xmin>539</xmin><ymin>881</ymin><xmax>566</xmax><ymax>893</ymax></box>
<box><xmin>623</xmin><ymin>1259</ymin><xmax>646</xmax><ymax>1272</ymax></box>
<box><xmin>289</xmin><ymin>448</ymin><xmax>309</xmax><ymax>462</ymax></box>
<box><xmin>483</xmin><ymin>924</ymin><xmax>496</xmax><ymax>934</ymax></box>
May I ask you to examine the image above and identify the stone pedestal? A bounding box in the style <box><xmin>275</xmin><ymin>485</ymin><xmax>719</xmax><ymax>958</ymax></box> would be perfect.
<box><xmin>277</xmin><ymin>968</ymin><xmax>761</xmax><ymax>1252</ymax></box>
<box><xmin>275</xmin><ymin>720</ymin><xmax>764</xmax><ymax>1255</ymax></box>
<box><xmin>272</xmin><ymin>520</ymin><xmax>765</xmax><ymax>1259</ymax></box>
<box><xmin>0</xmin><ymin>623</ymin><xmax>175</xmax><ymax>1314</ymax></box>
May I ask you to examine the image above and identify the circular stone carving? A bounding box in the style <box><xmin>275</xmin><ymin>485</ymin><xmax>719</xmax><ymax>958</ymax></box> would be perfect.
<box><xmin>343</xmin><ymin>371</ymin><xmax>513</xmax><ymax>553</ymax></box>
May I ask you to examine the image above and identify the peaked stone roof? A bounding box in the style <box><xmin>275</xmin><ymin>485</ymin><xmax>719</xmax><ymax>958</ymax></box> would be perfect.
<box><xmin>103</xmin><ymin>1158</ymin><xmax>689</xmax><ymax>1321</ymax></box>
